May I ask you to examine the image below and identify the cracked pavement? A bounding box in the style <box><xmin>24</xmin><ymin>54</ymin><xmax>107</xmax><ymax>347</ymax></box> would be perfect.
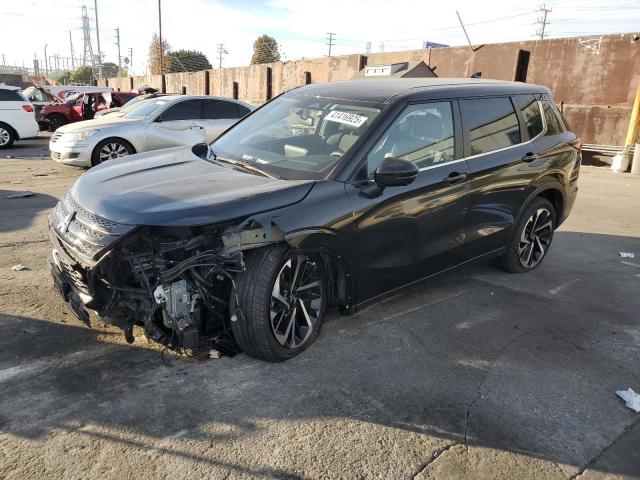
<box><xmin>1</xmin><ymin>137</ymin><xmax>640</xmax><ymax>479</ymax></box>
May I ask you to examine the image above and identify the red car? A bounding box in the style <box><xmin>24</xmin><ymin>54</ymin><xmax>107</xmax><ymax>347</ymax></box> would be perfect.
<box><xmin>42</xmin><ymin>91</ymin><xmax>138</xmax><ymax>132</ymax></box>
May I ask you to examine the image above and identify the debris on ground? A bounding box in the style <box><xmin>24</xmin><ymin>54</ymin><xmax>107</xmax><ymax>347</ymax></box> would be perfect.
<box><xmin>616</xmin><ymin>388</ymin><xmax>640</xmax><ymax>413</ymax></box>
<box><xmin>619</xmin><ymin>252</ymin><xmax>635</xmax><ymax>259</ymax></box>
<box><xmin>5</xmin><ymin>191</ymin><xmax>35</xmax><ymax>199</ymax></box>
<box><xmin>12</xmin><ymin>264</ymin><xmax>28</xmax><ymax>271</ymax></box>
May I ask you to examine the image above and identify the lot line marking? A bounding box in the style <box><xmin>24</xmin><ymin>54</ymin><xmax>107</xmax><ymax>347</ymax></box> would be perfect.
<box><xmin>621</xmin><ymin>261</ymin><xmax>640</xmax><ymax>268</ymax></box>
<box><xmin>549</xmin><ymin>278</ymin><xmax>580</xmax><ymax>295</ymax></box>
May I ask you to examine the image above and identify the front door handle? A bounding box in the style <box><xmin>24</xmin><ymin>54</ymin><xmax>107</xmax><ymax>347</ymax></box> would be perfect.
<box><xmin>443</xmin><ymin>172</ymin><xmax>468</xmax><ymax>184</ymax></box>
<box><xmin>521</xmin><ymin>152</ymin><xmax>539</xmax><ymax>162</ymax></box>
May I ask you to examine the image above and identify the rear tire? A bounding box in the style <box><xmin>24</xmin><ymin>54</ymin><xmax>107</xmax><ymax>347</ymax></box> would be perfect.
<box><xmin>47</xmin><ymin>114</ymin><xmax>67</xmax><ymax>132</ymax></box>
<box><xmin>0</xmin><ymin>123</ymin><xmax>15</xmax><ymax>149</ymax></box>
<box><xmin>495</xmin><ymin>197</ymin><xmax>555</xmax><ymax>273</ymax></box>
<box><xmin>231</xmin><ymin>245</ymin><xmax>327</xmax><ymax>362</ymax></box>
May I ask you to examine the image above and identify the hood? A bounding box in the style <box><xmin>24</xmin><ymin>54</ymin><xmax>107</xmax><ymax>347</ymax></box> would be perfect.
<box><xmin>59</xmin><ymin>115</ymin><xmax>137</xmax><ymax>133</ymax></box>
<box><xmin>70</xmin><ymin>146</ymin><xmax>315</xmax><ymax>227</ymax></box>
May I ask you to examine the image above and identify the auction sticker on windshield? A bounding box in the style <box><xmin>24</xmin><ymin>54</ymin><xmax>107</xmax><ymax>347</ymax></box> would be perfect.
<box><xmin>325</xmin><ymin>110</ymin><xmax>368</xmax><ymax>128</ymax></box>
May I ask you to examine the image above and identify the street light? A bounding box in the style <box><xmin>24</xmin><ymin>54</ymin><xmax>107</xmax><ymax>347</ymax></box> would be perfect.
<box><xmin>44</xmin><ymin>44</ymin><xmax>48</xmax><ymax>76</ymax></box>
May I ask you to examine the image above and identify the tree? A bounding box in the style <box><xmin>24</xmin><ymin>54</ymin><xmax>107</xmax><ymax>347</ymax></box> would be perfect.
<box><xmin>70</xmin><ymin>66</ymin><xmax>94</xmax><ymax>85</ymax></box>
<box><xmin>149</xmin><ymin>33</ymin><xmax>171</xmax><ymax>74</ymax></box>
<box><xmin>251</xmin><ymin>35</ymin><xmax>280</xmax><ymax>64</ymax></box>
<box><xmin>101</xmin><ymin>62</ymin><xmax>120</xmax><ymax>78</ymax></box>
<box><xmin>55</xmin><ymin>71</ymin><xmax>72</xmax><ymax>85</ymax></box>
<box><xmin>169</xmin><ymin>49</ymin><xmax>212</xmax><ymax>72</ymax></box>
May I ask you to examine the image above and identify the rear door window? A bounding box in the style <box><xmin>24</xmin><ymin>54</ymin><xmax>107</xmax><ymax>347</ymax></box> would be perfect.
<box><xmin>204</xmin><ymin>100</ymin><xmax>239</xmax><ymax>119</ymax></box>
<box><xmin>460</xmin><ymin>97</ymin><xmax>521</xmax><ymax>155</ymax></box>
<box><xmin>541</xmin><ymin>101</ymin><xmax>566</xmax><ymax>136</ymax></box>
<box><xmin>161</xmin><ymin>99</ymin><xmax>203</xmax><ymax>121</ymax></box>
<box><xmin>513</xmin><ymin>95</ymin><xmax>543</xmax><ymax>139</ymax></box>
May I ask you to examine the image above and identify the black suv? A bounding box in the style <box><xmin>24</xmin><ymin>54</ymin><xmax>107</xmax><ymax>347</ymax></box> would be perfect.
<box><xmin>48</xmin><ymin>78</ymin><xmax>581</xmax><ymax>362</ymax></box>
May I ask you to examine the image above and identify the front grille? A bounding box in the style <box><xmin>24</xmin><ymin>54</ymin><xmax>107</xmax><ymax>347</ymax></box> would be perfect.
<box><xmin>51</xmin><ymin>132</ymin><xmax>63</xmax><ymax>143</ymax></box>
<box><xmin>49</xmin><ymin>191</ymin><xmax>133</xmax><ymax>262</ymax></box>
<box><xmin>54</xmin><ymin>249</ymin><xmax>90</xmax><ymax>294</ymax></box>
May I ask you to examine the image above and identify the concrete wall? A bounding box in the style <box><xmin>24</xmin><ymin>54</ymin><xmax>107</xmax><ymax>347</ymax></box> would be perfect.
<box><xmin>99</xmin><ymin>33</ymin><xmax>640</xmax><ymax>146</ymax></box>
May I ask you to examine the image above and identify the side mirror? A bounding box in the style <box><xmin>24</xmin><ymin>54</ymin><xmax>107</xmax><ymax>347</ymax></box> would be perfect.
<box><xmin>374</xmin><ymin>156</ymin><xmax>419</xmax><ymax>187</ymax></box>
<box><xmin>191</xmin><ymin>143</ymin><xmax>209</xmax><ymax>159</ymax></box>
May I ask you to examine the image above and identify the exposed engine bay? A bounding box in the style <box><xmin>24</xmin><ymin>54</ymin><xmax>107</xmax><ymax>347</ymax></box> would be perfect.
<box><xmin>48</xmin><ymin>192</ymin><xmax>288</xmax><ymax>357</ymax></box>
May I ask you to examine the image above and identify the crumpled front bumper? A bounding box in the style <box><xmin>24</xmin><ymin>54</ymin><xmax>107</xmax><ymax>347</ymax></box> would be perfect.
<box><xmin>48</xmin><ymin>252</ymin><xmax>92</xmax><ymax>326</ymax></box>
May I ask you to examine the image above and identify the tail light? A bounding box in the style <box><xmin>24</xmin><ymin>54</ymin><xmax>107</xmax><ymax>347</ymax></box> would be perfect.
<box><xmin>22</xmin><ymin>105</ymin><xmax>34</xmax><ymax>113</ymax></box>
<box><xmin>570</xmin><ymin>138</ymin><xmax>583</xmax><ymax>151</ymax></box>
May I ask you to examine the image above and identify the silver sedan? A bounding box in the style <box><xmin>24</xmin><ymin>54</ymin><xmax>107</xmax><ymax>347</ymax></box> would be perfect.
<box><xmin>49</xmin><ymin>95</ymin><xmax>253</xmax><ymax>167</ymax></box>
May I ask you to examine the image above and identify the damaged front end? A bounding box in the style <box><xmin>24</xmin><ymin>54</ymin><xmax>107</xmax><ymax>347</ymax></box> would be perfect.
<box><xmin>48</xmin><ymin>191</ymin><xmax>283</xmax><ymax>356</ymax></box>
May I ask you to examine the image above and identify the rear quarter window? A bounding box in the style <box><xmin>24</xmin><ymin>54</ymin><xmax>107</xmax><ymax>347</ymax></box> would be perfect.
<box><xmin>541</xmin><ymin>101</ymin><xmax>566</xmax><ymax>136</ymax></box>
<box><xmin>460</xmin><ymin>97</ymin><xmax>521</xmax><ymax>156</ymax></box>
<box><xmin>513</xmin><ymin>94</ymin><xmax>544</xmax><ymax>139</ymax></box>
<box><xmin>0</xmin><ymin>89</ymin><xmax>23</xmax><ymax>101</ymax></box>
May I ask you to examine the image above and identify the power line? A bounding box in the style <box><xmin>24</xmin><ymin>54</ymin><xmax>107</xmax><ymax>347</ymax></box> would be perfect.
<box><xmin>326</xmin><ymin>32</ymin><xmax>336</xmax><ymax>56</ymax></box>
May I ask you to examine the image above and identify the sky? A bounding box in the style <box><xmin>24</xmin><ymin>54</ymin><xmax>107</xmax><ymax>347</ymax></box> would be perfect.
<box><xmin>0</xmin><ymin>0</ymin><xmax>638</xmax><ymax>76</ymax></box>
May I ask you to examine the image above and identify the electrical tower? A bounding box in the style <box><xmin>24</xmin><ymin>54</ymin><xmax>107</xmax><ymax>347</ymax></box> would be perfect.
<box><xmin>81</xmin><ymin>5</ymin><xmax>95</xmax><ymax>67</ymax></box>
<box><xmin>326</xmin><ymin>33</ymin><xmax>336</xmax><ymax>57</ymax></box>
<box><xmin>217</xmin><ymin>44</ymin><xmax>226</xmax><ymax>68</ymax></box>
<box><xmin>536</xmin><ymin>4</ymin><xmax>552</xmax><ymax>40</ymax></box>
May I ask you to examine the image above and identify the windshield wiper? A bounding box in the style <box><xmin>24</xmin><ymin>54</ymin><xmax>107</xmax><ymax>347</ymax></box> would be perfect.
<box><xmin>213</xmin><ymin>154</ymin><xmax>277</xmax><ymax>179</ymax></box>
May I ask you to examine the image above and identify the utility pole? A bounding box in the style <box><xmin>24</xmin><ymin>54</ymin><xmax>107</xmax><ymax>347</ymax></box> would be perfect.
<box><xmin>1</xmin><ymin>55</ymin><xmax>5</xmax><ymax>66</ymax></box>
<box><xmin>128</xmin><ymin>47</ymin><xmax>133</xmax><ymax>74</ymax></box>
<box><xmin>44</xmin><ymin>44</ymin><xmax>48</xmax><ymax>75</ymax></box>
<box><xmin>365</xmin><ymin>42</ymin><xmax>371</xmax><ymax>54</ymax></box>
<box><xmin>94</xmin><ymin>0</ymin><xmax>102</xmax><ymax>77</ymax></box>
<box><xmin>379</xmin><ymin>41</ymin><xmax>384</xmax><ymax>52</ymax></box>
<box><xmin>456</xmin><ymin>10</ymin><xmax>474</xmax><ymax>52</ymax></box>
<box><xmin>69</xmin><ymin>31</ymin><xmax>75</xmax><ymax>70</ymax></box>
<box><xmin>217</xmin><ymin>44</ymin><xmax>225</xmax><ymax>68</ymax></box>
<box><xmin>158</xmin><ymin>0</ymin><xmax>164</xmax><ymax>74</ymax></box>
<box><xmin>115</xmin><ymin>27</ymin><xmax>121</xmax><ymax>71</ymax></box>
<box><xmin>326</xmin><ymin>32</ymin><xmax>335</xmax><ymax>57</ymax></box>
<box><xmin>536</xmin><ymin>4</ymin><xmax>552</xmax><ymax>39</ymax></box>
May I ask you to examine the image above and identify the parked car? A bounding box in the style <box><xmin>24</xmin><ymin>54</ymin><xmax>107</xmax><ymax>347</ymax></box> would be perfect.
<box><xmin>48</xmin><ymin>78</ymin><xmax>581</xmax><ymax>361</ymax></box>
<box><xmin>94</xmin><ymin>92</ymin><xmax>176</xmax><ymax>118</ymax></box>
<box><xmin>0</xmin><ymin>84</ymin><xmax>39</xmax><ymax>149</ymax></box>
<box><xmin>23</xmin><ymin>85</ymin><xmax>112</xmax><ymax>103</ymax></box>
<box><xmin>42</xmin><ymin>90</ymin><xmax>138</xmax><ymax>132</ymax></box>
<box><xmin>20</xmin><ymin>85</ymin><xmax>61</xmax><ymax>130</ymax></box>
<box><xmin>49</xmin><ymin>95</ymin><xmax>253</xmax><ymax>166</ymax></box>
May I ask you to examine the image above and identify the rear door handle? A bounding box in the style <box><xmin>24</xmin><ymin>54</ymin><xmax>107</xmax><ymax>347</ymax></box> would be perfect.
<box><xmin>443</xmin><ymin>172</ymin><xmax>468</xmax><ymax>184</ymax></box>
<box><xmin>521</xmin><ymin>152</ymin><xmax>539</xmax><ymax>162</ymax></box>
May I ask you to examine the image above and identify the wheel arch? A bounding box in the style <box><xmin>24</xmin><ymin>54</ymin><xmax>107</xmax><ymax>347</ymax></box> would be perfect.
<box><xmin>91</xmin><ymin>136</ymin><xmax>138</xmax><ymax>161</ymax></box>
<box><xmin>0</xmin><ymin>121</ymin><xmax>18</xmax><ymax>140</ymax></box>
<box><xmin>284</xmin><ymin>228</ymin><xmax>356</xmax><ymax>314</ymax></box>
<box><xmin>517</xmin><ymin>182</ymin><xmax>566</xmax><ymax>229</ymax></box>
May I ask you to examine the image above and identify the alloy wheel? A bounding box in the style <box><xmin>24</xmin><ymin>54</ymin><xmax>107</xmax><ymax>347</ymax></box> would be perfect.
<box><xmin>0</xmin><ymin>127</ymin><xmax>10</xmax><ymax>146</ymax></box>
<box><xmin>270</xmin><ymin>254</ymin><xmax>323</xmax><ymax>349</ymax></box>
<box><xmin>99</xmin><ymin>142</ymin><xmax>130</xmax><ymax>162</ymax></box>
<box><xmin>518</xmin><ymin>208</ymin><xmax>553</xmax><ymax>268</ymax></box>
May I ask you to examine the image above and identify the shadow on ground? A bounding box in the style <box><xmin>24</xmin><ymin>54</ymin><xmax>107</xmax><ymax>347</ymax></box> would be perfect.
<box><xmin>0</xmin><ymin>189</ymin><xmax>58</xmax><ymax>234</ymax></box>
<box><xmin>1</xmin><ymin>231</ymin><xmax>639</xmax><ymax>478</ymax></box>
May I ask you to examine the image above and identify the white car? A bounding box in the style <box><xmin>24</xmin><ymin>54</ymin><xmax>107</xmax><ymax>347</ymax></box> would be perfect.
<box><xmin>0</xmin><ymin>84</ymin><xmax>39</xmax><ymax>149</ymax></box>
<box><xmin>50</xmin><ymin>95</ymin><xmax>253</xmax><ymax>167</ymax></box>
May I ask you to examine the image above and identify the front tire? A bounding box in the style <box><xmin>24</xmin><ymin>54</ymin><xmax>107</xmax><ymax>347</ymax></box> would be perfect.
<box><xmin>47</xmin><ymin>114</ymin><xmax>67</xmax><ymax>132</ymax></box>
<box><xmin>91</xmin><ymin>138</ymin><xmax>135</xmax><ymax>166</ymax></box>
<box><xmin>495</xmin><ymin>197</ymin><xmax>555</xmax><ymax>273</ymax></box>
<box><xmin>231</xmin><ymin>245</ymin><xmax>327</xmax><ymax>362</ymax></box>
<box><xmin>0</xmin><ymin>123</ymin><xmax>15</xmax><ymax>149</ymax></box>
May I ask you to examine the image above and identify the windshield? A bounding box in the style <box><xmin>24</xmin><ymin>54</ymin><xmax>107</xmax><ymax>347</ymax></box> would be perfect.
<box><xmin>210</xmin><ymin>95</ymin><xmax>382</xmax><ymax>180</ymax></box>
<box><xmin>124</xmin><ymin>98</ymin><xmax>171</xmax><ymax>119</ymax></box>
